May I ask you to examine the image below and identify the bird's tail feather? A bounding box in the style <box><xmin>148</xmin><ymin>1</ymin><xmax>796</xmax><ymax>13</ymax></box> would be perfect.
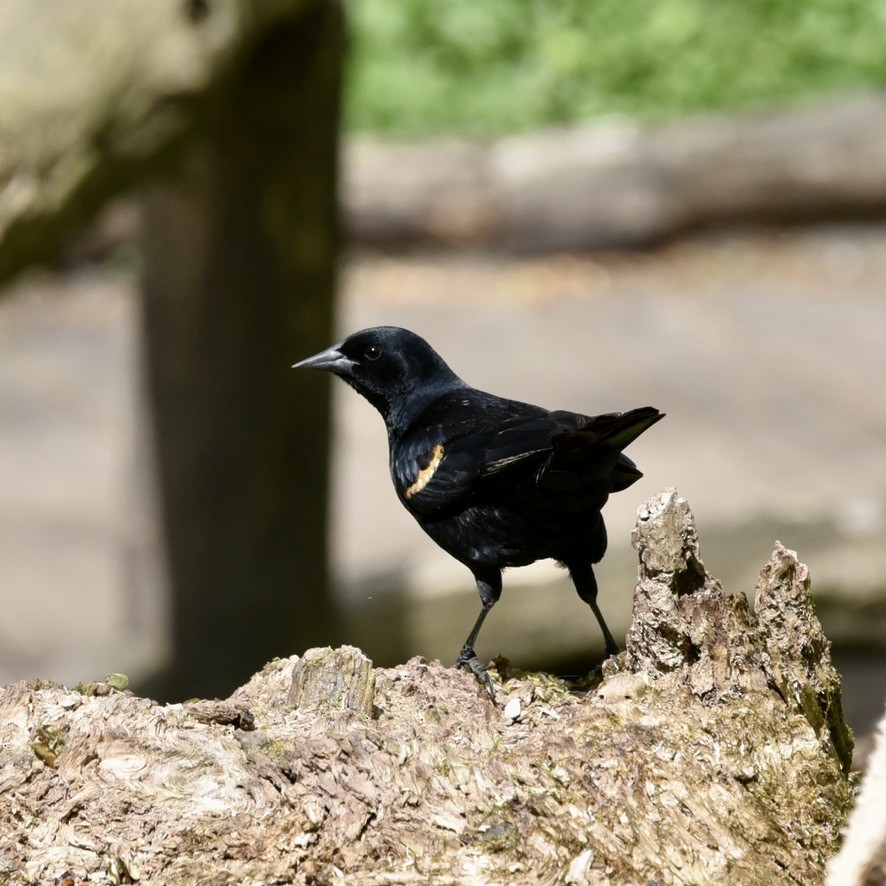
<box><xmin>537</xmin><ymin>407</ymin><xmax>664</xmax><ymax>493</ymax></box>
<box><xmin>595</xmin><ymin>406</ymin><xmax>664</xmax><ymax>450</ymax></box>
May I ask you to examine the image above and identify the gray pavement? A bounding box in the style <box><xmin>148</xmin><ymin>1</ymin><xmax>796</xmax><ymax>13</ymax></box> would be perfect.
<box><xmin>1</xmin><ymin>225</ymin><xmax>885</xmax><ymax>733</ymax></box>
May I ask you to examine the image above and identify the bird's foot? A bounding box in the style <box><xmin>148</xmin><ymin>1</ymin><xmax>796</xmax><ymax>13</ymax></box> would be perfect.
<box><xmin>590</xmin><ymin>647</ymin><xmax>624</xmax><ymax>680</ymax></box>
<box><xmin>454</xmin><ymin>647</ymin><xmax>496</xmax><ymax>701</ymax></box>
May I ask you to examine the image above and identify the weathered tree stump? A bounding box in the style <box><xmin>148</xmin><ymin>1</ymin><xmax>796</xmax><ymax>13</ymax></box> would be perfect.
<box><xmin>0</xmin><ymin>490</ymin><xmax>855</xmax><ymax>883</ymax></box>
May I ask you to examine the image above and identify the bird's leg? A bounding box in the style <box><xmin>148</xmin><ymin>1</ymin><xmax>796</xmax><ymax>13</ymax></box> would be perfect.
<box><xmin>588</xmin><ymin>597</ymin><xmax>620</xmax><ymax>657</ymax></box>
<box><xmin>455</xmin><ymin>606</ymin><xmax>494</xmax><ymax>695</ymax></box>
<box><xmin>454</xmin><ymin>569</ymin><xmax>501</xmax><ymax>700</ymax></box>
<box><xmin>568</xmin><ymin>560</ymin><xmax>621</xmax><ymax>657</ymax></box>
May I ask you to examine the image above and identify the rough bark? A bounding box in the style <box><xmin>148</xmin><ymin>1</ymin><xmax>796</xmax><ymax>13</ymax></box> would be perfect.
<box><xmin>0</xmin><ymin>490</ymin><xmax>855</xmax><ymax>884</ymax></box>
<box><xmin>0</xmin><ymin>0</ymin><xmax>316</xmax><ymax>287</ymax></box>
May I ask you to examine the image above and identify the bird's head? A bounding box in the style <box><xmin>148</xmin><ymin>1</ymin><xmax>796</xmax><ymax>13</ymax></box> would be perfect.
<box><xmin>293</xmin><ymin>326</ymin><xmax>464</xmax><ymax>427</ymax></box>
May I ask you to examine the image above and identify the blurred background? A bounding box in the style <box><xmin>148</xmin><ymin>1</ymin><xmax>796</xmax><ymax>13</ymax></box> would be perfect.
<box><xmin>1</xmin><ymin>0</ymin><xmax>884</xmax><ymax>755</ymax></box>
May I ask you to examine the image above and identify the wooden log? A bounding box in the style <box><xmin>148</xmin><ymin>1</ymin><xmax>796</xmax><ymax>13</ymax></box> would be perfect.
<box><xmin>345</xmin><ymin>94</ymin><xmax>886</xmax><ymax>251</ymax></box>
<box><xmin>0</xmin><ymin>490</ymin><xmax>855</xmax><ymax>883</ymax></box>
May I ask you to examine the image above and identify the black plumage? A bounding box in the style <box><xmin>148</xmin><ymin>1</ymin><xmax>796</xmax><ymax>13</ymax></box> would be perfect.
<box><xmin>294</xmin><ymin>326</ymin><xmax>664</xmax><ymax>696</ymax></box>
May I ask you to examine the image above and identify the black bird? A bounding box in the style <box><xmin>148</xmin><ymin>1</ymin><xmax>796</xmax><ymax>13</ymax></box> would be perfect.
<box><xmin>294</xmin><ymin>327</ymin><xmax>663</xmax><ymax>697</ymax></box>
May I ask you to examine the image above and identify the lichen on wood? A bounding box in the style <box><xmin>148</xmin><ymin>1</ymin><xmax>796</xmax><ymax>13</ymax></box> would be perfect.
<box><xmin>0</xmin><ymin>489</ymin><xmax>855</xmax><ymax>884</ymax></box>
<box><xmin>756</xmin><ymin>541</ymin><xmax>854</xmax><ymax>772</ymax></box>
<box><xmin>287</xmin><ymin>645</ymin><xmax>375</xmax><ymax>718</ymax></box>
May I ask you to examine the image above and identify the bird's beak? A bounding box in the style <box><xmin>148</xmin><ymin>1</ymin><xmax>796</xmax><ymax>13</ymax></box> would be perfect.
<box><xmin>292</xmin><ymin>343</ymin><xmax>356</xmax><ymax>375</ymax></box>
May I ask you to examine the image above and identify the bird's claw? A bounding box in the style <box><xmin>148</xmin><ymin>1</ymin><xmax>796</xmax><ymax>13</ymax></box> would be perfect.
<box><xmin>454</xmin><ymin>647</ymin><xmax>496</xmax><ymax>701</ymax></box>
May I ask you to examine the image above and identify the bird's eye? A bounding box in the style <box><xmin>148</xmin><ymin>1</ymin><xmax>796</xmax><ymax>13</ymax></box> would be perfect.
<box><xmin>364</xmin><ymin>345</ymin><xmax>382</xmax><ymax>362</ymax></box>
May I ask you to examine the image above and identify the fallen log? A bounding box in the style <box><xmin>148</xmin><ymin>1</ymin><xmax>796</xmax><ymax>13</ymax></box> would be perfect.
<box><xmin>346</xmin><ymin>94</ymin><xmax>886</xmax><ymax>251</ymax></box>
<box><xmin>0</xmin><ymin>490</ymin><xmax>855</xmax><ymax>883</ymax></box>
<box><xmin>38</xmin><ymin>95</ymin><xmax>886</xmax><ymax>272</ymax></box>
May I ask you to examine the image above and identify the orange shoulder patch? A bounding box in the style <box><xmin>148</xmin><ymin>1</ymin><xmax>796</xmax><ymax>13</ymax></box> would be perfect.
<box><xmin>404</xmin><ymin>444</ymin><xmax>445</xmax><ymax>499</ymax></box>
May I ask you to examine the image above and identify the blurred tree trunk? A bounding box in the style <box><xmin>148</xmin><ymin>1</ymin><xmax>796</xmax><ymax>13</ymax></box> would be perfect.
<box><xmin>141</xmin><ymin>1</ymin><xmax>344</xmax><ymax>700</ymax></box>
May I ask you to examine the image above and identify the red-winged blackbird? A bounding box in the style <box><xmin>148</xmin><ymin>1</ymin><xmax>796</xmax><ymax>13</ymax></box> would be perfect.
<box><xmin>295</xmin><ymin>326</ymin><xmax>664</xmax><ymax>697</ymax></box>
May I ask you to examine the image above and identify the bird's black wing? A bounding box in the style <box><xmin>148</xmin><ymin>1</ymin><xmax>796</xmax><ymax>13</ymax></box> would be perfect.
<box><xmin>394</xmin><ymin>388</ymin><xmax>663</xmax><ymax>515</ymax></box>
<box><xmin>531</xmin><ymin>406</ymin><xmax>664</xmax><ymax>494</ymax></box>
<box><xmin>394</xmin><ymin>394</ymin><xmax>663</xmax><ymax>516</ymax></box>
<box><xmin>391</xmin><ymin>391</ymin><xmax>549</xmax><ymax>516</ymax></box>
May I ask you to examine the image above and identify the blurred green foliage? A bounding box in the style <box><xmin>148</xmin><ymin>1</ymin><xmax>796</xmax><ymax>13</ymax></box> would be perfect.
<box><xmin>346</xmin><ymin>0</ymin><xmax>886</xmax><ymax>135</ymax></box>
